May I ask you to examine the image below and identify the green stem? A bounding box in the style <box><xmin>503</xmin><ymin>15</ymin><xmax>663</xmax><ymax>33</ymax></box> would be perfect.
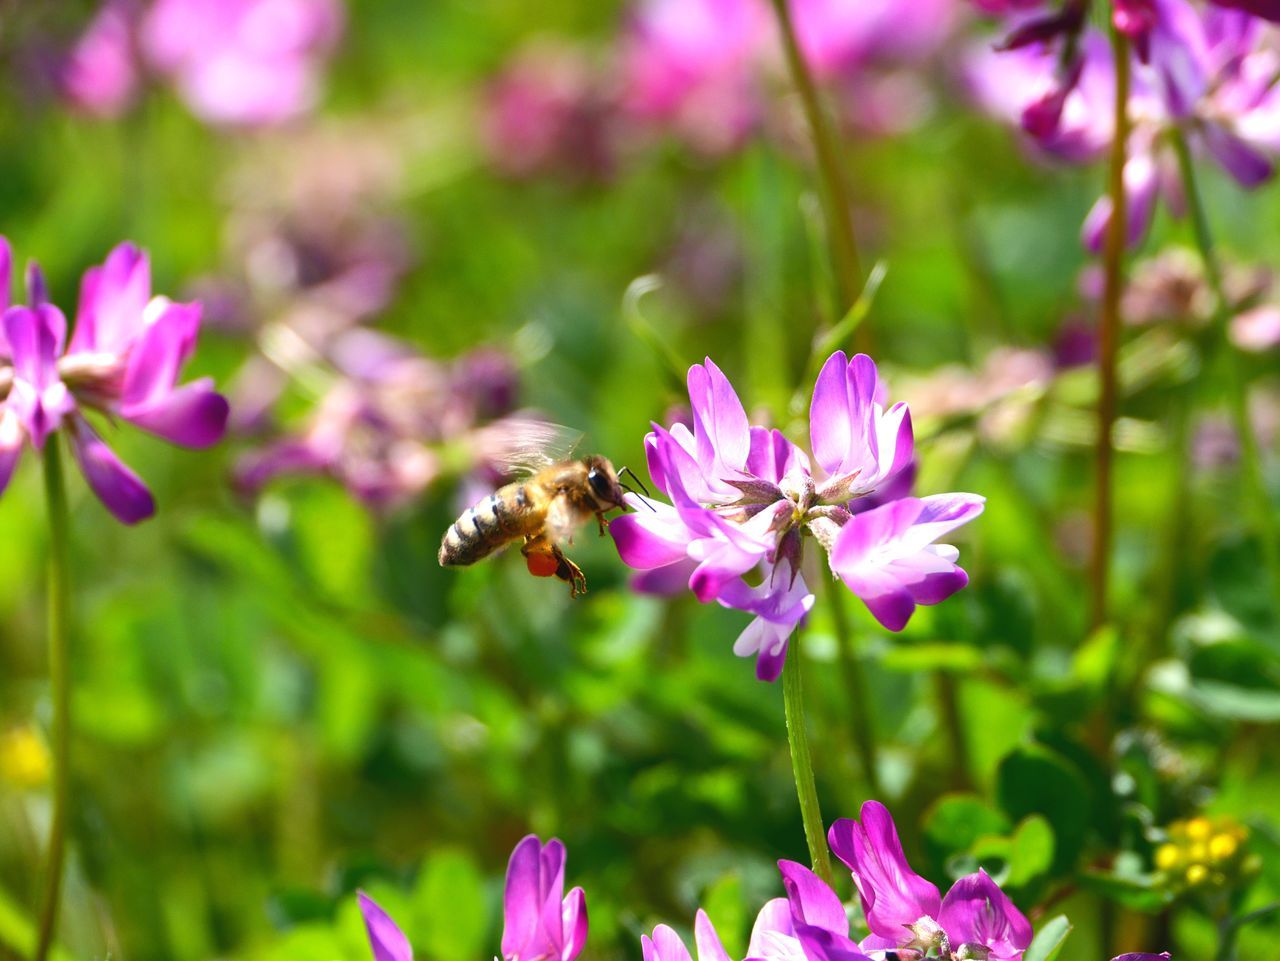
<box><xmin>766</xmin><ymin>0</ymin><xmax>863</xmax><ymax>313</ymax></box>
<box><xmin>827</xmin><ymin>588</ymin><xmax>883</xmax><ymax>798</ymax></box>
<box><xmin>1169</xmin><ymin>127</ymin><xmax>1280</xmax><ymax>607</ymax></box>
<box><xmin>34</xmin><ymin>437</ymin><xmax>71</xmax><ymax>961</ymax></box>
<box><xmin>1089</xmin><ymin>25</ymin><xmax>1131</xmax><ymax>631</ymax></box>
<box><xmin>782</xmin><ymin>630</ymin><xmax>836</xmax><ymax>888</ymax></box>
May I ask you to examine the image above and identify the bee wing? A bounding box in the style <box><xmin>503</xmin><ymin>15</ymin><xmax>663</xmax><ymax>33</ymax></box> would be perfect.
<box><xmin>545</xmin><ymin>493</ymin><xmax>582</xmax><ymax>545</ymax></box>
<box><xmin>473</xmin><ymin>416</ymin><xmax>584</xmax><ymax>477</ymax></box>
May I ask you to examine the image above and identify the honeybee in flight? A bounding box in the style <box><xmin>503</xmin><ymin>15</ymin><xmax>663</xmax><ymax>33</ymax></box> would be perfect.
<box><xmin>438</xmin><ymin>423</ymin><xmax>644</xmax><ymax>596</ymax></box>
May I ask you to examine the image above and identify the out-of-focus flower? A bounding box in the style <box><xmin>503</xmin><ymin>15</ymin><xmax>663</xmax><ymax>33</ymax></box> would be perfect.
<box><xmin>619</xmin><ymin>0</ymin><xmax>769</xmax><ymax>153</ymax></box>
<box><xmin>358</xmin><ymin>835</ymin><xmax>587</xmax><ymax>961</ymax></box>
<box><xmin>969</xmin><ymin>1</ymin><xmax>1280</xmax><ymax>251</ymax></box>
<box><xmin>617</xmin><ymin>0</ymin><xmax>958</xmax><ymax>152</ymax></box>
<box><xmin>1208</xmin><ymin>0</ymin><xmax>1280</xmax><ymax>20</ymax></box>
<box><xmin>140</xmin><ymin>0</ymin><xmax>343</xmax><ymax>126</ymax></box>
<box><xmin>58</xmin><ymin>0</ymin><xmax>139</xmax><ymax>118</ymax></box>
<box><xmin>0</xmin><ymin>724</ymin><xmax>51</xmax><ymax>790</ymax></box>
<box><xmin>234</xmin><ymin>330</ymin><xmax>526</xmax><ymax>511</ymax></box>
<box><xmin>484</xmin><ymin>40</ymin><xmax>619</xmax><ymax>181</ymax></box>
<box><xmin>1153</xmin><ymin>815</ymin><xmax>1256</xmax><ymax>895</ymax></box>
<box><xmin>829</xmin><ymin>800</ymin><xmax>1033</xmax><ymax>960</ymax></box>
<box><xmin>611</xmin><ymin>353</ymin><xmax>981</xmax><ymax>680</ymax></box>
<box><xmin>0</xmin><ymin>238</ymin><xmax>228</xmax><ymax>523</ymax></box>
<box><xmin>899</xmin><ymin>347</ymin><xmax>1054</xmax><ymax>447</ymax></box>
<box><xmin>58</xmin><ymin>0</ymin><xmax>343</xmax><ymax>127</ymax></box>
<box><xmin>1231</xmin><ymin>303</ymin><xmax>1280</xmax><ymax>349</ymax></box>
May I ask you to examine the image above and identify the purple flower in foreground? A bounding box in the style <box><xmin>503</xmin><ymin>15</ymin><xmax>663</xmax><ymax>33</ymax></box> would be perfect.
<box><xmin>644</xmin><ymin>860</ymin><xmax>870</xmax><ymax>961</ymax></box>
<box><xmin>829</xmin><ymin>801</ymin><xmax>1032</xmax><ymax>960</ymax></box>
<box><xmin>611</xmin><ymin>352</ymin><xmax>982</xmax><ymax>680</ymax></box>
<box><xmin>0</xmin><ymin>238</ymin><xmax>228</xmax><ymax>523</ymax></box>
<box><xmin>502</xmin><ymin>835</ymin><xmax>588</xmax><ymax>961</ymax></box>
<box><xmin>357</xmin><ymin>834</ymin><xmax>586</xmax><ymax>961</ymax></box>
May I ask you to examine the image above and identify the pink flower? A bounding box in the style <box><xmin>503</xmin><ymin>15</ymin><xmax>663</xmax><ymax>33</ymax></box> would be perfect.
<box><xmin>612</xmin><ymin>353</ymin><xmax>980</xmax><ymax>680</ymax></box>
<box><xmin>502</xmin><ymin>835</ymin><xmax>588</xmax><ymax>961</ymax></box>
<box><xmin>58</xmin><ymin>0</ymin><xmax>139</xmax><ymax>118</ymax></box>
<box><xmin>829</xmin><ymin>801</ymin><xmax>1032</xmax><ymax>960</ymax></box>
<box><xmin>357</xmin><ymin>835</ymin><xmax>587</xmax><ymax>961</ymax></box>
<box><xmin>619</xmin><ymin>0</ymin><xmax>769</xmax><ymax>152</ymax></box>
<box><xmin>643</xmin><ymin>861</ymin><xmax>870</xmax><ymax>961</ymax></box>
<box><xmin>0</xmin><ymin>238</ymin><xmax>228</xmax><ymax>523</ymax></box>
<box><xmin>140</xmin><ymin>0</ymin><xmax>343</xmax><ymax>126</ymax></box>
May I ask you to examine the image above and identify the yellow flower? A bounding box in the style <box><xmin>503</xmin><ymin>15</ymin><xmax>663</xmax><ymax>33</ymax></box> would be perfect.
<box><xmin>0</xmin><ymin>725</ymin><xmax>50</xmax><ymax>790</ymax></box>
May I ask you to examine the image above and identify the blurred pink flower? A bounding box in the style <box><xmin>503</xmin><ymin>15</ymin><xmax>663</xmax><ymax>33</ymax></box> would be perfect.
<box><xmin>140</xmin><ymin>0</ymin><xmax>343</xmax><ymax>126</ymax></box>
<box><xmin>58</xmin><ymin>0</ymin><xmax>343</xmax><ymax>127</ymax></box>
<box><xmin>58</xmin><ymin>0</ymin><xmax>140</xmax><ymax>118</ymax></box>
<box><xmin>484</xmin><ymin>40</ymin><xmax>618</xmax><ymax>180</ymax></box>
<box><xmin>619</xmin><ymin>0</ymin><xmax>768</xmax><ymax>153</ymax></box>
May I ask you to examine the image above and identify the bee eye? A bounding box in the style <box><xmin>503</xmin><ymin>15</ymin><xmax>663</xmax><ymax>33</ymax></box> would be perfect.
<box><xmin>587</xmin><ymin>468</ymin><xmax>613</xmax><ymax>500</ymax></box>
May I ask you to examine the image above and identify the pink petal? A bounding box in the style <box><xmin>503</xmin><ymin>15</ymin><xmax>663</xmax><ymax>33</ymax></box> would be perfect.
<box><xmin>357</xmin><ymin>892</ymin><xmax>413</xmax><ymax>961</ymax></box>
<box><xmin>121</xmin><ymin>378</ymin><xmax>229</xmax><ymax>448</ymax></box>
<box><xmin>68</xmin><ymin>419</ymin><xmax>155</xmax><ymax>524</ymax></box>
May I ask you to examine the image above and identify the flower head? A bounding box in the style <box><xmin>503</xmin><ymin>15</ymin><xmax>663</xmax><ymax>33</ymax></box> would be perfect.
<box><xmin>829</xmin><ymin>801</ymin><xmax>1032</xmax><ymax>960</ymax></box>
<box><xmin>612</xmin><ymin>353</ymin><xmax>982</xmax><ymax>680</ymax></box>
<box><xmin>0</xmin><ymin>238</ymin><xmax>228</xmax><ymax>523</ymax></box>
<box><xmin>358</xmin><ymin>834</ymin><xmax>587</xmax><ymax>961</ymax></box>
<box><xmin>502</xmin><ymin>835</ymin><xmax>589</xmax><ymax>961</ymax></box>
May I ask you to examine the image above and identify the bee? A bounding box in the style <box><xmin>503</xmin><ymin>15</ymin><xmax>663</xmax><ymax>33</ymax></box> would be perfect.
<box><xmin>438</xmin><ymin>424</ymin><xmax>643</xmax><ymax>596</ymax></box>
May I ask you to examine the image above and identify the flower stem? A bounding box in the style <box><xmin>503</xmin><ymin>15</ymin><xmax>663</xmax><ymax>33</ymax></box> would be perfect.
<box><xmin>1169</xmin><ymin>127</ymin><xmax>1280</xmax><ymax>607</ymax></box>
<box><xmin>1089</xmin><ymin>25</ymin><xmax>1131</xmax><ymax>630</ymax></box>
<box><xmin>766</xmin><ymin>0</ymin><xmax>863</xmax><ymax>312</ymax></box>
<box><xmin>34</xmin><ymin>436</ymin><xmax>71</xmax><ymax>961</ymax></box>
<box><xmin>783</xmin><ymin>629</ymin><xmax>836</xmax><ymax>888</ymax></box>
<box><xmin>827</xmin><ymin>588</ymin><xmax>883</xmax><ymax>797</ymax></box>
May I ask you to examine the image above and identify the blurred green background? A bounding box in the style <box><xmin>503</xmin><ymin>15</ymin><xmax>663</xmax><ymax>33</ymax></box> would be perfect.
<box><xmin>2</xmin><ymin>2</ymin><xmax>1279</xmax><ymax>960</ymax></box>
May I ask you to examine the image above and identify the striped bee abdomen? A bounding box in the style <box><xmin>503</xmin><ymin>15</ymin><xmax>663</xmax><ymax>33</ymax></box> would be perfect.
<box><xmin>438</xmin><ymin>485</ymin><xmax>532</xmax><ymax>567</ymax></box>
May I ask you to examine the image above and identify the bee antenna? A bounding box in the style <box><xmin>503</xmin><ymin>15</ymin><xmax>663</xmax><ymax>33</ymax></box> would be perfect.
<box><xmin>619</xmin><ymin>466</ymin><xmax>651</xmax><ymax>499</ymax></box>
<box><xmin>619</xmin><ymin>483</ymin><xmax>658</xmax><ymax>512</ymax></box>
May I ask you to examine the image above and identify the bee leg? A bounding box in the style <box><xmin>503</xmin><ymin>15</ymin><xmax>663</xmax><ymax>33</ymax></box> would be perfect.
<box><xmin>596</xmin><ymin>512</ymin><xmax>609</xmax><ymax>537</ymax></box>
<box><xmin>553</xmin><ymin>547</ymin><xmax>587</xmax><ymax>598</ymax></box>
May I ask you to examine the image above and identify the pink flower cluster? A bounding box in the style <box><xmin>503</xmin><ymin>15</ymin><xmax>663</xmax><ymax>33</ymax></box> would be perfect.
<box><xmin>967</xmin><ymin>0</ymin><xmax>1280</xmax><ymax>250</ymax></box>
<box><xmin>60</xmin><ymin>0</ymin><xmax>343</xmax><ymax>127</ymax></box>
<box><xmin>611</xmin><ymin>353</ymin><xmax>983</xmax><ymax>681</ymax></box>
<box><xmin>0</xmin><ymin>238</ymin><xmax>228</xmax><ymax>522</ymax></box>
<box><xmin>362</xmin><ymin>805</ymin><xmax>1171</xmax><ymax>961</ymax></box>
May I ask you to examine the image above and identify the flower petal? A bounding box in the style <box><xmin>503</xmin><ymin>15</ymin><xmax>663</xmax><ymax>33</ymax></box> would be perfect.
<box><xmin>122</xmin><ymin>377</ymin><xmax>229</xmax><ymax>448</ymax></box>
<box><xmin>357</xmin><ymin>892</ymin><xmax>413</xmax><ymax>961</ymax></box>
<box><xmin>828</xmin><ymin>801</ymin><xmax>941</xmax><ymax>945</ymax></box>
<box><xmin>937</xmin><ymin>870</ymin><xmax>1033</xmax><ymax>961</ymax></box>
<box><xmin>68</xmin><ymin>419</ymin><xmax>155</xmax><ymax>524</ymax></box>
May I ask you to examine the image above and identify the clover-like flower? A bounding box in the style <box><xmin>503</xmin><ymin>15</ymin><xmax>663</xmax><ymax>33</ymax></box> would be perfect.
<box><xmin>830</xmin><ymin>801</ymin><xmax>1033</xmax><ymax>960</ymax></box>
<box><xmin>358</xmin><ymin>834</ymin><xmax>586</xmax><ymax>961</ymax></box>
<box><xmin>611</xmin><ymin>352</ymin><xmax>982</xmax><ymax>680</ymax></box>
<box><xmin>0</xmin><ymin>238</ymin><xmax>228</xmax><ymax>523</ymax></box>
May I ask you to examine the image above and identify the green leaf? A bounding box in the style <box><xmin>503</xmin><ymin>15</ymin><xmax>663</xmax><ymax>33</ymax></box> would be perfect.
<box><xmin>923</xmin><ymin>794</ymin><xmax>1011</xmax><ymax>877</ymax></box>
<box><xmin>413</xmin><ymin>847</ymin><xmax>489</xmax><ymax>959</ymax></box>
<box><xmin>1078</xmin><ymin>871</ymin><xmax>1174</xmax><ymax>912</ymax></box>
<box><xmin>1024</xmin><ymin>914</ymin><xmax>1072</xmax><ymax>961</ymax></box>
<box><xmin>701</xmin><ymin>872</ymin><xmax>747</xmax><ymax>960</ymax></box>
<box><xmin>996</xmin><ymin>746</ymin><xmax>1091</xmax><ymax>875</ymax></box>
<box><xmin>1007</xmin><ymin>815</ymin><xmax>1056</xmax><ymax>888</ymax></box>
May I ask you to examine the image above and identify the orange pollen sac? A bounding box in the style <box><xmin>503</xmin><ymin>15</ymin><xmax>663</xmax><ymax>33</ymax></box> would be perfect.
<box><xmin>526</xmin><ymin>552</ymin><xmax>559</xmax><ymax>578</ymax></box>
